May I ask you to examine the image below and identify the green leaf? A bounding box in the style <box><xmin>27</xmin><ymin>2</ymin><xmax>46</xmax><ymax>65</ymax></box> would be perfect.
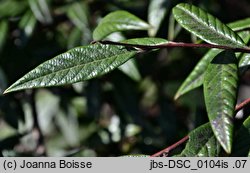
<box><xmin>228</xmin><ymin>18</ymin><xmax>250</xmax><ymax>32</ymax></box>
<box><xmin>0</xmin><ymin>20</ymin><xmax>8</xmax><ymax>52</ymax></box>
<box><xmin>28</xmin><ymin>0</ymin><xmax>52</xmax><ymax>24</ymax></box>
<box><xmin>179</xmin><ymin>123</ymin><xmax>220</xmax><ymax>157</ymax></box>
<box><xmin>4</xmin><ymin>43</ymin><xmax>138</xmax><ymax>94</ymax></box>
<box><xmin>0</xmin><ymin>0</ymin><xmax>28</xmax><ymax>17</ymax></box>
<box><xmin>118</xmin><ymin>59</ymin><xmax>141</xmax><ymax>82</ymax></box>
<box><xmin>232</xmin><ymin>115</ymin><xmax>250</xmax><ymax>156</ymax></box>
<box><xmin>19</xmin><ymin>11</ymin><xmax>37</xmax><ymax>37</ymax></box>
<box><xmin>173</xmin><ymin>3</ymin><xmax>246</xmax><ymax>48</ymax></box>
<box><xmin>121</xmin><ymin>37</ymin><xmax>168</xmax><ymax>45</ymax></box>
<box><xmin>175</xmin><ymin>30</ymin><xmax>250</xmax><ymax>100</ymax></box>
<box><xmin>175</xmin><ymin>48</ymin><xmax>221</xmax><ymax>100</ymax></box>
<box><xmin>148</xmin><ymin>0</ymin><xmax>170</xmax><ymax>37</ymax></box>
<box><xmin>67</xmin><ymin>2</ymin><xmax>89</xmax><ymax>30</ymax></box>
<box><xmin>239</xmin><ymin>53</ymin><xmax>250</xmax><ymax>68</ymax></box>
<box><xmin>204</xmin><ymin>50</ymin><xmax>238</xmax><ymax>153</ymax></box>
<box><xmin>93</xmin><ymin>10</ymin><xmax>150</xmax><ymax>40</ymax></box>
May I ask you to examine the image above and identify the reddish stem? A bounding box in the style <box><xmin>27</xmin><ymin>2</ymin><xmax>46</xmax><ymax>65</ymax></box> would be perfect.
<box><xmin>97</xmin><ymin>40</ymin><xmax>250</xmax><ymax>53</ymax></box>
<box><xmin>150</xmin><ymin>98</ymin><xmax>250</xmax><ymax>157</ymax></box>
<box><xmin>235</xmin><ymin>98</ymin><xmax>250</xmax><ymax>112</ymax></box>
<box><xmin>150</xmin><ymin>135</ymin><xmax>189</xmax><ymax>157</ymax></box>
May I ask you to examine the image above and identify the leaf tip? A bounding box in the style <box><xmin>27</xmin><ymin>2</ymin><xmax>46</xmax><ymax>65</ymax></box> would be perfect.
<box><xmin>174</xmin><ymin>92</ymin><xmax>181</xmax><ymax>100</ymax></box>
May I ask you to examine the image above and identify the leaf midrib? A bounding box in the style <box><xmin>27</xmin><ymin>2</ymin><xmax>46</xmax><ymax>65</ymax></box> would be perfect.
<box><xmin>13</xmin><ymin>51</ymin><xmax>137</xmax><ymax>87</ymax></box>
<box><xmin>177</xmin><ymin>5</ymin><xmax>244</xmax><ymax>47</ymax></box>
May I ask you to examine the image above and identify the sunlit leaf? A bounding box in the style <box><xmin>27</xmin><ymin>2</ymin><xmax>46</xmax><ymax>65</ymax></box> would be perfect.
<box><xmin>19</xmin><ymin>10</ymin><xmax>37</xmax><ymax>37</ymax></box>
<box><xmin>118</xmin><ymin>59</ymin><xmax>141</xmax><ymax>82</ymax></box>
<box><xmin>175</xmin><ymin>30</ymin><xmax>250</xmax><ymax>100</ymax></box>
<box><xmin>28</xmin><ymin>0</ymin><xmax>52</xmax><ymax>24</ymax></box>
<box><xmin>228</xmin><ymin>18</ymin><xmax>250</xmax><ymax>31</ymax></box>
<box><xmin>4</xmin><ymin>44</ymin><xmax>138</xmax><ymax>93</ymax></box>
<box><xmin>204</xmin><ymin>51</ymin><xmax>238</xmax><ymax>153</ymax></box>
<box><xmin>173</xmin><ymin>3</ymin><xmax>246</xmax><ymax>48</ymax></box>
<box><xmin>239</xmin><ymin>53</ymin><xmax>250</xmax><ymax>68</ymax></box>
<box><xmin>174</xmin><ymin>48</ymin><xmax>220</xmax><ymax>100</ymax></box>
<box><xmin>67</xmin><ymin>2</ymin><xmax>89</xmax><ymax>30</ymax></box>
<box><xmin>93</xmin><ymin>10</ymin><xmax>150</xmax><ymax>40</ymax></box>
<box><xmin>179</xmin><ymin>123</ymin><xmax>220</xmax><ymax>157</ymax></box>
<box><xmin>232</xmin><ymin>115</ymin><xmax>250</xmax><ymax>156</ymax></box>
<box><xmin>148</xmin><ymin>0</ymin><xmax>170</xmax><ymax>37</ymax></box>
<box><xmin>122</xmin><ymin>37</ymin><xmax>168</xmax><ymax>45</ymax></box>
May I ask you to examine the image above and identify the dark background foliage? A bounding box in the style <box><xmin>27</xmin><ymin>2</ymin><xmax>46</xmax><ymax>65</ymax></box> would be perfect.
<box><xmin>0</xmin><ymin>0</ymin><xmax>249</xmax><ymax>156</ymax></box>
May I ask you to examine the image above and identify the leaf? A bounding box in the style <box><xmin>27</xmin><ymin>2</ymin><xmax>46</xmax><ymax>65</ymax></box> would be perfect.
<box><xmin>0</xmin><ymin>0</ymin><xmax>28</xmax><ymax>17</ymax></box>
<box><xmin>4</xmin><ymin>43</ymin><xmax>138</xmax><ymax>94</ymax></box>
<box><xmin>67</xmin><ymin>2</ymin><xmax>89</xmax><ymax>30</ymax></box>
<box><xmin>175</xmin><ymin>30</ymin><xmax>250</xmax><ymax>100</ymax></box>
<box><xmin>179</xmin><ymin>123</ymin><xmax>220</xmax><ymax>157</ymax></box>
<box><xmin>122</xmin><ymin>37</ymin><xmax>168</xmax><ymax>45</ymax></box>
<box><xmin>203</xmin><ymin>50</ymin><xmax>238</xmax><ymax>153</ymax></box>
<box><xmin>174</xmin><ymin>48</ymin><xmax>221</xmax><ymax>100</ymax></box>
<box><xmin>239</xmin><ymin>53</ymin><xmax>250</xmax><ymax>68</ymax></box>
<box><xmin>148</xmin><ymin>0</ymin><xmax>170</xmax><ymax>37</ymax></box>
<box><xmin>19</xmin><ymin>11</ymin><xmax>37</xmax><ymax>37</ymax></box>
<box><xmin>173</xmin><ymin>3</ymin><xmax>246</xmax><ymax>48</ymax></box>
<box><xmin>0</xmin><ymin>20</ymin><xmax>8</xmax><ymax>52</ymax></box>
<box><xmin>118</xmin><ymin>59</ymin><xmax>141</xmax><ymax>82</ymax></box>
<box><xmin>93</xmin><ymin>10</ymin><xmax>150</xmax><ymax>40</ymax></box>
<box><xmin>28</xmin><ymin>0</ymin><xmax>52</xmax><ymax>24</ymax></box>
<box><xmin>232</xmin><ymin>115</ymin><xmax>250</xmax><ymax>156</ymax></box>
<box><xmin>228</xmin><ymin>18</ymin><xmax>250</xmax><ymax>32</ymax></box>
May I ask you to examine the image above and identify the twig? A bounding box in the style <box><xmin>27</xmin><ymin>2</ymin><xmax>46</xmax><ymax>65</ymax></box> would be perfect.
<box><xmin>151</xmin><ymin>97</ymin><xmax>250</xmax><ymax>157</ymax></box>
<box><xmin>96</xmin><ymin>40</ymin><xmax>250</xmax><ymax>53</ymax></box>
<box><xmin>235</xmin><ymin>98</ymin><xmax>250</xmax><ymax>112</ymax></box>
<box><xmin>150</xmin><ymin>135</ymin><xmax>189</xmax><ymax>157</ymax></box>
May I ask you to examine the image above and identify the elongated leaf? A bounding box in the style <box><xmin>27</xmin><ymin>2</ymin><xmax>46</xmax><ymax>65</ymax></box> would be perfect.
<box><xmin>104</xmin><ymin>32</ymin><xmax>141</xmax><ymax>81</ymax></box>
<box><xmin>19</xmin><ymin>10</ymin><xmax>37</xmax><ymax>37</ymax></box>
<box><xmin>232</xmin><ymin>115</ymin><xmax>250</xmax><ymax>156</ymax></box>
<box><xmin>4</xmin><ymin>37</ymin><xmax>166</xmax><ymax>93</ymax></box>
<box><xmin>204</xmin><ymin>51</ymin><xmax>238</xmax><ymax>153</ymax></box>
<box><xmin>179</xmin><ymin>123</ymin><xmax>220</xmax><ymax>157</ymax></box>
<box><xmin>174</xmin><ymin>48</ymin><xmax>221</xmax><ymax>100</ymax></box>
<box><xmin>175</xmin><ymin>30</ymin><xmax>250</xmax><ymax>100</ymax></box>
<box><xmin>4</xmin><ymin>44</ymin><xmax>137</xmax><ymax>94</ymax></box>
<box><xmin>93</xmin><ymin>10</ymin><xmax>150</xmax><ymax>40</ymax></box>
<box><xmin>228</xmin><ymin>18</ymin><xmax>250</xmax><ymax>32</ymax></box>
<box><xmin>28</xmin><ymin>0</ymin><xmax>52</xmax><ymax>24</ymax></box>
<box><xmin>239</xmin><ymin>53</ymin><xmax>250</xmax><ymax>68</ymax></box>
<box><xmin>67</xmin><ymin>2</ymin><xmax>89</xmax><ymax>30</ymax></box>
<box><xmin>148</xmin><ymin>0</ymin><xmax>170</xmax><ymax>37</ymax></box>
<box><xmin>118</xmin><ymin>59</ymin><xmax>141</xmax><ymax>82</ymax></box>
<box><xmin>0</xmin><ymin>20</ymin><xmax>8</xmax><ymax>52</ymax></box>
<box><xmin>173</xmin><ymin>3</ymin><xmax>246</xmax><ymax>48</ymax></box>
<box><xmin>122</xmin><ymin>37</ymin><xmax>168</xmax><ymax>45</ymax></box>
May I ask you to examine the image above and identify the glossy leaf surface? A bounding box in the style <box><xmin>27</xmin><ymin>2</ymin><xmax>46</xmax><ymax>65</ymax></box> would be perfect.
<box><xmin>179</xmin><ymin>123</ymin><xmax>220</xmax><ymax>157</ymax></box>
<box><xmin>148</xmin><ymin>0</ymin><xmax>169</xmax><ymax>37</ymax></box>
<box><xmin>174</xmin><ymin>48</ymin><xmax>220</xmax><ymax>99</ymax></box>
<box><xmin>4</xmin><ymin>44</ymin><xmax>137</xmax><ymax>93</ymax></box>
<box><xmin>93</xmin><ymin>10</ymin><xmax>150</xmax><ymax>40</ymax></box>
<box><xmin>173</xmin><ymin>3</ymin><xmax>246</xmax><ymax>48</ymax></box>
<box><xmin>228</xmin><ymin>18</ymin><xmax>250</xmax><ymax>31</ymax></box>
<box><xmin>204</xmin><ymin>51</ymin><xmax>238</xmax><ymax>153</ymax></box>
<box><xmin>175</xmin><ymin>30</ymin><xmax>250</xmax><ymax>100</ymax></box>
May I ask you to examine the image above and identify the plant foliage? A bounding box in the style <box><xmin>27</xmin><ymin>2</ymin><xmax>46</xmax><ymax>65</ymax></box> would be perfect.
<box><xmin>1</xmin><ymin>1</ymin><xmax>250</xmax><ymax>156</ymax></box>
